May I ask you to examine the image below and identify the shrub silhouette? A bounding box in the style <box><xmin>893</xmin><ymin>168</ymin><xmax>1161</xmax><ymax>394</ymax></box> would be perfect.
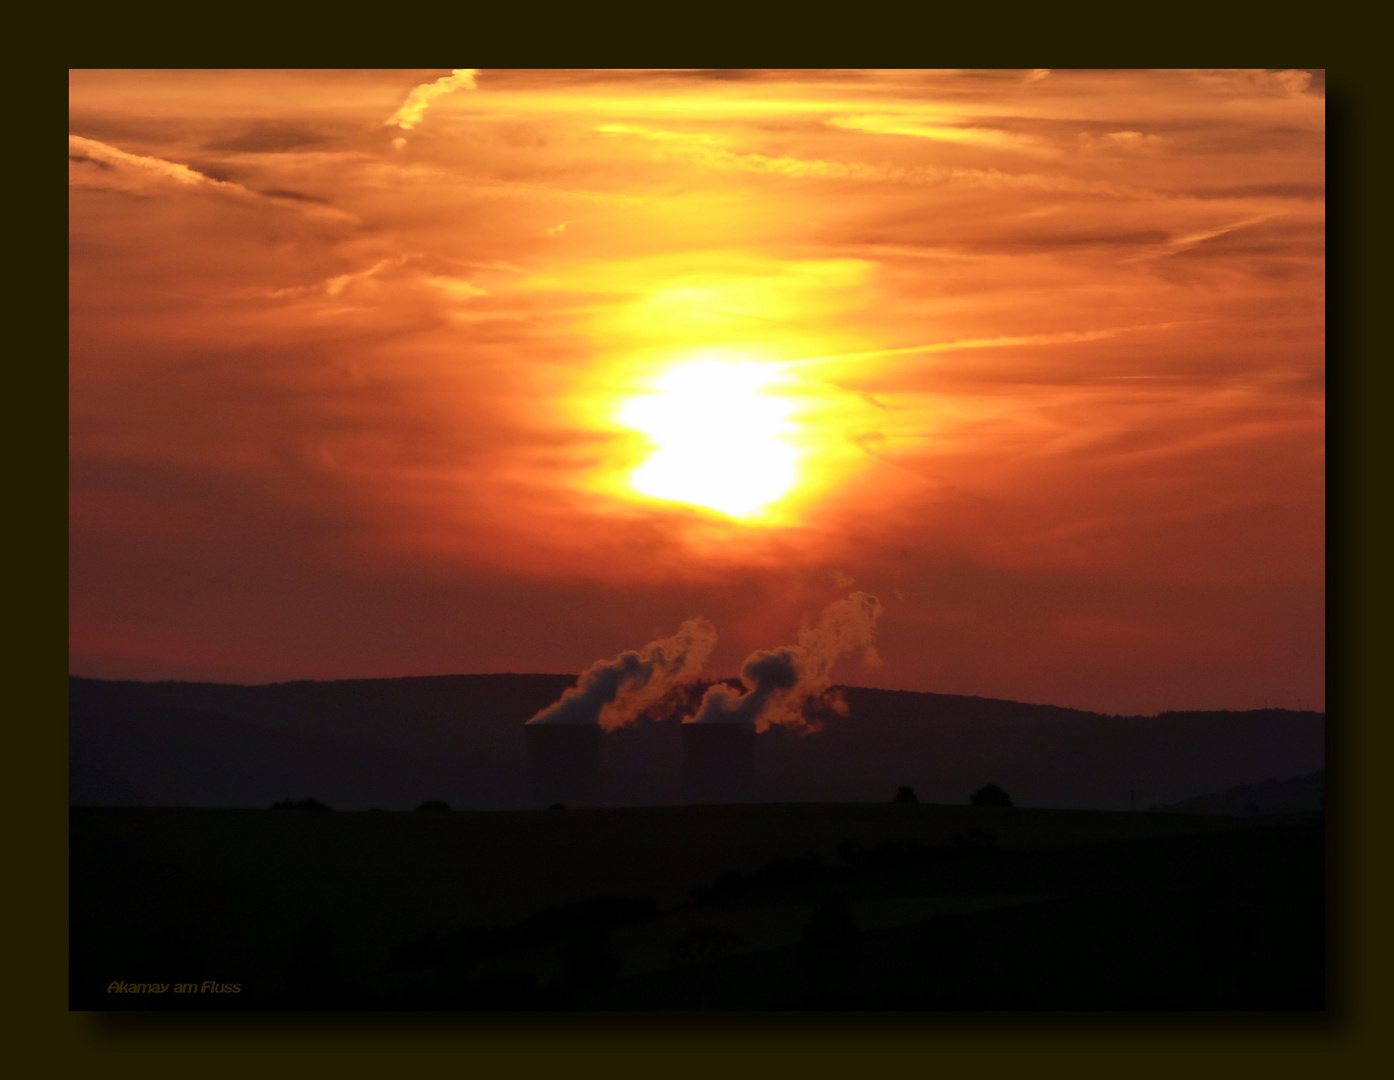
<box><xmin>693</xmin><ymin>852</ymin><xmax>829</xmax><ymax>903</ymax></box>
<box><xmin>952</xmin><ymin>826</ymin><xmax>999</xmax><ymax>852</ymax></box>
<box><xmin>840</xmin><ymin>836</ymin><xmax>975</xmax><ymax>872</ymax></box>
<box><xmin>969</xmin><ymin>784</ymin><xmax>1012</xmax><ymax>808</ymax></box>
<box><xmin>893</xmin><ymin>786</ymin><xmax>918</xmax><ymax>804</ymax></box>
<box><xmin>386</xmin><ymin>895</ymin><xmax>658</xmax><ymax>976</ymax></box>
<box><xmin>272</xmin><ymin>797</ymin><xmax>332</xmax><ymax>811</ymax></box>
<box><xmin>416</xmin><ymin>800</ymin><xmax>451</xmax><ymax>812</ymax></box>
<box><xmin>668</xmin><ymin>926</ymin><xmax>746</xmax><ymax>979</ymax></box>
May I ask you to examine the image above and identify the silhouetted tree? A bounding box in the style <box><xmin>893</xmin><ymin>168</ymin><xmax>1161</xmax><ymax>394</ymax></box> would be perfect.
<box><xmin>969</xmin><ymin>784</ymin><xmax>1012</xmax><ymax>808</ymax></box>
<box><xmin>893</xmin><ymin>786</ymin><xmax>919</xmax><ymax>804</ymax></box>
<box><xmin>416</xmin><ymin>800</ymin><xmax>451</xmax><ymax>812</ymax></box>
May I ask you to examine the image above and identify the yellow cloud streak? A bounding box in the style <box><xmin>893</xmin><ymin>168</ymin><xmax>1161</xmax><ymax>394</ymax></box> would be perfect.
<box><xmin>785</xmin><ymin>322</ymin><xmax>1200</xmax><ymax>369</ymax></box>
<box><xmin>386</xmin><ymin>69</ymin><xmax>478</xmax><ymax>131</ymax></box>
<box><xmin>68</xmin><ymin>134</ymin><xmax>359</xmax><ymax>224</ymax></box>
<box><xmin>828</xmin><ymin>114</ymin><xmax>1053</xmax><ymax>154</ymax></box>
<box><xmin>69</xmin><ymin>134</ymin><xmax>237</xmax><ymax>188</ymax></box>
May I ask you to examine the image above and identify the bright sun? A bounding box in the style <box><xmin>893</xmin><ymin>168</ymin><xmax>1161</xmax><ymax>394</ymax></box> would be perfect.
<box><xmin>618</xmin><ymin>358</ymin><xmax>799</xmax><ymax>519</ymax></box>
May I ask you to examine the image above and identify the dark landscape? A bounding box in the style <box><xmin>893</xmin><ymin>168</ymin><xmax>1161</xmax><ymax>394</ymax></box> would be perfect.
<box><xmin>70</xmin><ymin>802</ymin><xmax>1323</xmax><ymax>1011</ymax></box>
<box><xmin>69</xmin><ymin>675</ymin><xmax>1325</xmax><ymax>813</ymax></box>
<box><xmin>69</xmin><ymin>674</ymin><xmax>1324</xmax><ymax>1011</ymax></box>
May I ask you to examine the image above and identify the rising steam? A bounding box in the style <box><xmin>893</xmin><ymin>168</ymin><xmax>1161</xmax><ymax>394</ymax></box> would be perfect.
<box><xmin>526</xmin><ymin>617</ymin><xmax>718</xmax><ymax>732</ymax></box>
<box><xmin>685</xmin><ymin>591</ymin><xmax>883</xmax><ymax>734</ymax></box>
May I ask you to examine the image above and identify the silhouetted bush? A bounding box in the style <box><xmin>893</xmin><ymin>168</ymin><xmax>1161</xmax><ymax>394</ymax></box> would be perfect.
<box><xmin>969</xmin><ymin>784</ymin><xmax>1012</xmax><ymax>808</ymax></box>
<box><xmin>386</xmin><ymin>895</ymin><xmax>659</xmax><ymax>975</ymax></box>
<box><xmin>839</xmin><ymin>837</ymin><xmax>945</xmax><ymax>871</ymax></box>
<box><xmin>952</xmin><ymin>826</ymin><xmax>999</xmax><ymax>852</ymax></box>
<box><xmin>513</xmin><ymin>895</ymin><xmax>659</xmax><ymax>944</ymax></box>
<box><xmin>416</xmin><ymin>800</ymin><xmax>451</xmax><ymax>812</ymax></box>
<box><xmin>693</xmin><ymin>852</ymin><xmax>829</xmax><ymax>903</ymax></box>
<box><xmin>272</xmin><ymin>798</ymin><xmax>332</xmax><ymax>811</ymax></box>
<box><xmin>668</xmin><ymin>926</ymin><xmax>747</xmax><ymax>981</ymax></box>
<box><xmin>893</xmin><ymin>786</ymin><xmax>918</xmax><ymax>804</ymax></box>
<box><xmin>547</xmin><ymin>802</ymin><xmax>566</xmax><ymax>811</ymax></box>
<box><xmin>693</xmin><ymin>836</ymin><xmax>1001</xmax><ymax>906</ymax></box>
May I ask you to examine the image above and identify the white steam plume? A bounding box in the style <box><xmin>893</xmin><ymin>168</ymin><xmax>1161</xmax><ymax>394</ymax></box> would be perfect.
<box><xmin>526</xmin><ymin>617</ymin><xmax>718</xmax><ymax>732</ymax></box>
<box><xmin>685</xmin><ymin>592</ymin><xmax>883</xmax><ymax>734</ymax></box>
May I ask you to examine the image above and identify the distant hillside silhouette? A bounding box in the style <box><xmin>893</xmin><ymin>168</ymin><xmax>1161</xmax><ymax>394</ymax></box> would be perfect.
<box><xmin>1150</xmin><ymin>771</ymin><xmax>1324</xmax><ymax>816</ymax></box>
<box><xmin>68</xmin><ymin>675</ymin><xmax>1324</xmax><ymax>812</ymax></box>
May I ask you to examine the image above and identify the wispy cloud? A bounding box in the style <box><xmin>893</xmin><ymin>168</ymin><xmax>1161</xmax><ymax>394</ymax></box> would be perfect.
<box><xmin>386</xmin><ymin>68</ymin><xmax>478</xmax><ymax>134</ymax></box>
<box><xmin>592</xmin><ymin>123</ymin><xmax>1149</xmax><ymax>197</ymax></box>
<box><xmin>828</xmin><ymin>114</ymin><xmax>1056</xmax><ymax>155</ymax></box>
<box><xmin>787</xmin><ymin>322</ymin><xmax>1200</xmax><ymax>369</ymax></box>
<box><xmin>70</xmin><ymin>134</ymin><xmax>240</xmax><ymax>189</ymax></box>
<box><xmin>69</xmin><ymin>134</ymin><xmax>358</xmax><ymax>224</ymax></box>
<box><xmin>264</xmin><ymin>257</ymin><xmax>408</xmax><ymax>300</ymax></box>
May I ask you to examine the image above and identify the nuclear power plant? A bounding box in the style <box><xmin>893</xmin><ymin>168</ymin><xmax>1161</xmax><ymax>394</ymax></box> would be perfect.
<box><xmin>517</xmin><ymin>597</ymin><xmax>880</xmax><ymax>808</ymax></box>
<box><xmin>525</xmin><ymin>723</ymin><xmax>602</xmax><ymax>807</ymax></box>
<box><xmin>681</xmin><ymin>721</ymin><xmax>756</xmax><ymax>804</ymax></box>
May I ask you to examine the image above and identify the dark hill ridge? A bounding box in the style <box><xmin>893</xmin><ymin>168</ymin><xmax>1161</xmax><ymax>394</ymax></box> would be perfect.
<box><xmin>68</xmin><ymin>674</ymin><xmax>1324</xmax><ymax>812</ymax></box>
<box><xmin>1150</xmin><ymin>771</ymin><xmax>1325</xmax><ymax>816</ymax></box>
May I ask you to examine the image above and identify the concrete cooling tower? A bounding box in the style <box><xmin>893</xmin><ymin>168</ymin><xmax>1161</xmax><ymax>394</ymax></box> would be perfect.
<box><xmin>525</xmin><ymin>723</ymin><xmax>602</xmax><ymax>808</ymax></box>
<box><xmin>681</xmin><ymin>722</ymin><xmax>756</xmax><ymax>804</ymax></box>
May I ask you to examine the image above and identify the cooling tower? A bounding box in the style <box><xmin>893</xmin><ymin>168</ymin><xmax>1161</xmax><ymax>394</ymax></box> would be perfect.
<box><xmin>525</xmin><ymin>723</ymin><xmax>602</xmax><ymax>808</ymax></box>
<box><xmin>681</xmin><ymin>722</ymin><xmax>756</xmax><ymax>804</ymax></box>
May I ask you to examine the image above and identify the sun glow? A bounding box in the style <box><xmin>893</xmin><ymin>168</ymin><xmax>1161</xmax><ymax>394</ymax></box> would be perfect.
<box><xmin>618</xmin><ymin>358</ymin><xmax>800</xmax><ymax>519</ymax></box>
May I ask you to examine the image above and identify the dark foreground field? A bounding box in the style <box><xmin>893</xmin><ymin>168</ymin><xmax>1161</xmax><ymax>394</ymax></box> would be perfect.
<box><xmin>70</xmin><ymin>803</ymin><xmax>1324</xmax><ymax>1011</ymax></box>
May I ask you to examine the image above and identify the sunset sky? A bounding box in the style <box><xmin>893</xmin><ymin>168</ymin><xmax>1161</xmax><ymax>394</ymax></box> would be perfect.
<box><xmin>68</xmin><ymin>69</ymin><xmax>1325</xmax><ymax>714</ymax></box>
